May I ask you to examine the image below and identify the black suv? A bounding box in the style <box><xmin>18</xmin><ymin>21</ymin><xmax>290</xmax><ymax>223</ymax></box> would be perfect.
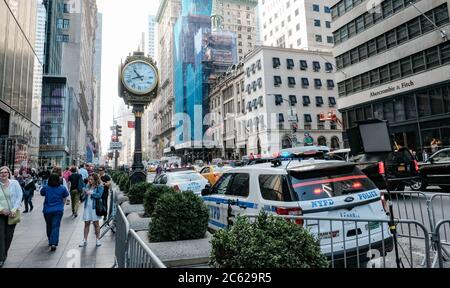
<box><xmin>349</xmin><ymin>148</ymin><xmax>420</xmax><ymax>191</ymax></box>
<box><xmin>411</xmin><ymin>148</ymin><xmax>450</xmax><ymax>191</ymax></box>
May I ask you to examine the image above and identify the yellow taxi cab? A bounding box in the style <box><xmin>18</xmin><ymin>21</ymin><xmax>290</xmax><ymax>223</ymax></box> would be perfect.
<box><xmin>199</xmin><ymin>165</ymin><xmax>233</xmax><ymax>185</ymax></box>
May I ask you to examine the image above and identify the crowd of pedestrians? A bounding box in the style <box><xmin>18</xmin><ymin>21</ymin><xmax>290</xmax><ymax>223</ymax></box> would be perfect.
<box><xmin>0</xmin><ymin>163</ymin><xmax>112</xmax><ymax>267</ymax></box>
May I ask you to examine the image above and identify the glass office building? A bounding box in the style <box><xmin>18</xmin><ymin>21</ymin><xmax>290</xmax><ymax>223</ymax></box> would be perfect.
<box><xmin>0</xmin><ymin>0</ymin><xmax>39</xmax><ymax>169</ymax></box>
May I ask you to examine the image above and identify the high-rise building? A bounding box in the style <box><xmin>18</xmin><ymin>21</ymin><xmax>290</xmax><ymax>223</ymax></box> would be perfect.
<box><xmin>332</xmin><ymin>0</ymin><xmax>450</xmax><ymax>154</ymax></box>
<box><xmin>39</xmin><ymin>0</ymin><xmax>98</xmax><ymax>167</ymax></box>
<box><xmin>0</xmin><ymin>0</ymin><xmax>39</xmax><ymax>169</ymax></box>
<box><xmin>60</xmin><ymin>0</ymin><xmax>98</xmax><ymax>164</ymax></box>
<box><xmin>93</xmin><ymin>12</ymin><xmax>102</xmax><ymax>163</ymax></box>
<box><xmin>30</xmin><ymin>0</ymin><xmax>46</xmax><ymax>168</ymax></box>
<box><xmin>259</xmin><ymin>0</ymin><xmax>334</xmax><ymax>51</ymax></box>
<box><xmin>148</xmin><ymin>15</ymin><xmax>157</xmax><ymax>59</ymax></box>
<box><xmin>216</xmin><ymin>0</ymin><xmax>258</xmax><ymax>60</ymax></box>
<box><xmin>154</xmin><ymin>0</ymin><xmax>182</xmax><ymax>158</ymax></box>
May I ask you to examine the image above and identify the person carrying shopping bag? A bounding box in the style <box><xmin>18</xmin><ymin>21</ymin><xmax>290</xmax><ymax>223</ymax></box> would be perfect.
<box><xmin>0</xmin><ymin>166</ymin><xmax>23</xmax><ymax>268</ymax></box>
<box><xmin>78</xmin><ymin>173</ymin><xmax>104</xmax><ymax>248</ymax></box>
<box><xmin>40</xmin><ymin>174</ymin><xmax>69</xmax><ymax>251</ymax></box>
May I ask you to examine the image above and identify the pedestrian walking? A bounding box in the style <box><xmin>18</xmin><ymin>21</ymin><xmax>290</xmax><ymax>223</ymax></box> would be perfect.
<box><xmin>79</xmin><ymin>164</ymin><xmax>89</xmax><ymax>185</ymax></box>
<box><xmin>0</xmin><ymin>166</ymin><xmax>23</xmax><ymax>268</ymax></box>
<box><xmin>63</xmin><ymin>167</ymin><xmax>72</xmax><ymax>183</ymax></box>
<box><xmin>79</xmin><ymin>173</ymin><xmax>104</xmax><ymax>248</ymax></box>
<box><xmin>22</xmin><ymin>174</ymin><xmax>36</xmax><ymax>213</ymax></box>
<box><xmin>40</xmin><ymin>174</ymin><xmax>69</xmax><ymax>252</ymax></box>
<box><xmin>98</xmin><ymin>166</ymin><xmax>111</xmax><ymax>221</ymax></box>
<box><xmin>68</xmin><ymin>167</ymin><xmax>84</xmax><ymax>218</ymax></box>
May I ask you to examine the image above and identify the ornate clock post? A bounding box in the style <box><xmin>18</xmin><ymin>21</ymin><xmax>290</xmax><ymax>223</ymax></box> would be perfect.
<box><xmin>118</xmin><ymin>51</ymin><xmax>158</xmax><ymax>185</ymax></box>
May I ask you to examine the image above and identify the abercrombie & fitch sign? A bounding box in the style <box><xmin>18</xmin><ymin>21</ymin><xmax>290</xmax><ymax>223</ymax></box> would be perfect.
<box><xmin>369</xmin><ymin>80</ymin><xmax>415</xmax><ymax>98</ymax></box>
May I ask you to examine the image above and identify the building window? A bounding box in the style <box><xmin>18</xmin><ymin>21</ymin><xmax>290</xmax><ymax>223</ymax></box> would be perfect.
<box><xmin>275</xmin><ymin>94</ymin><xmax>283</xmax><ymax>105</ymax></box>
<box><xmin>57</xmin><ymin>19</ymin><xmax>63</xmax><ymax>29</ymax></box>
<box><xmin>274</xmin><ymin>76</ymin><xmax>282</xmax><ymax>86</ymax></box>
<box><xmin>325</xmin><ymin>62</ymin><xmax>333</xmax><ymax>72</ymax></box>
<box><xmin>315</xmin><ymin>96</ymin><xmax>324</xmax><ymax>107</ymax></box>
<box><xmin>315</xmin><ymin>35</ymin><xmax>322</xmax><ymax>42</ymax></box>
<box><xmin>314</xmin><ymin>79</ymin><xmax>322</xmax><ymax>88</ymax></box>
<box><xmin>273</xmin><ymin>57</ymin><xmax>281</xmax><ymax>68</ymax></box>
<box><xmin>325</xmin><ymin>21</ymin><xmax>331</xmax><ymax>28</ymax></box>
<box><xmin>314</xmin><ymin>19</ymin><xmax>321</xmax><ymax>27</ymax></box>
<box><xmin>324</xmin><ymin>6</ymin><xmax>331</xmax><ymax>13</ymax></box>
<box><xmin>63</xmin><ymin>19</ymin><xmax>70</xmax><ymax>29</ymax></box>
<box><xmin>313</xmin><ymin>4</ymin><xmax>320</xmax><ymax>12</ymax></box>
<box><xmin>312</xmin><ymin>61</ymin><xmax>321</xmax><ymax>71</ymax></box>
<box><xmin>288</xmin><ymin>77</ymin><xmax>296</xmax><ymax>87</ymax></box>
<box><xmin>300</xmin><ymin>60</ymin><xmax>308</xmax><ymax>70</ymax></box>
<box><xmin>256</xmin><ymin>59</ymin><xmax>262</xmax><ymax>70</ymax></box>
<box><xmin>289</xmin><ymin>95</ymin><xmax>297</xmax><ymax>106</ymax></box>
<box><xmin>328</xmin><ymin>97</ymin><xmax>336</xmax><ymax>106</ymax></box>
<box><xmin>304</xmin><ymin>114</ymin><xmax>312</xmax><ymax>123</ymax></box>
<box><xmin>327</xmin><ymin>80</ymin><xmax>335</xmax><ymax>89</ymax></box>
<box><xmin>278</xmin><ymin>113</ymin><xmax>285</xmax><ymax>123</ymax></box>
<box><xmin>303</xmin><ymin>96</ymin><xmax>311</xmax><ymax>106</ymax></box>
<box><xmin>301</xmin><ymin>78</ymin><xmax>309</xmax><ymax>87</ymax></box>
<box><xmin>258</xmin><ymin>96</ymin><xmax>264</xmax><ymax>107</ymax></box>
<box><xmin>286</xmin><ymin>58</ymin><xmax>295</xmax><ymax>69</ymax></box>
<box><xmin>257</xmin><ymin>77</ymin><xmax>262</xmax><ymax>88</ymax></box>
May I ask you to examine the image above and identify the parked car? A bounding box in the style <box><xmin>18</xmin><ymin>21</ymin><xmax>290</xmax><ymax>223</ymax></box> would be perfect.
<box><xmin>201</xmin><ymin>160</ymin><xmax>393</xmax><ymax>265</ymax></box>
<box><xmin>349</xmin><ymin>148</ymin><xmax>420</xmax><ymax>191</ymax></box>
<box><xmin>410</xmin><ymin>148</ymin><xmax>450</xmax><ymax>191</ymax></box>
<box><xmin>153</xmin><ymin>170</ymin><xmax>209</xmax><ymax>195</ymax></box>
<box><xmin>327</xmin><ymin>148</ymin><xmax>351</xmax><ymax>162</ymax></box>
<box><xmin>199</xmin><ymin>165</ymin><xmax>234</xmax><ymax>186</ymax></box>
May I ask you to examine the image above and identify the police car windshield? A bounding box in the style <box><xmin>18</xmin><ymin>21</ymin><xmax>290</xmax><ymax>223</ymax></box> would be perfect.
<box><xmin>171</xmin><ymin>172</ymin><xmax>203</xmax><ymax>182</ymax></box>
<box><xmin>288</xmin><ymin>164</ymin><xmax>377</xmax><ymax>201</ymax></box>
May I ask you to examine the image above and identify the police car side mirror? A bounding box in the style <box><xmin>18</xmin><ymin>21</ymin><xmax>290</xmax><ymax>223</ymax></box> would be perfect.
<box><xmin>201</xmin><ymin>184</ymin><xmax>212</xmax><ymax>196</ymax></box>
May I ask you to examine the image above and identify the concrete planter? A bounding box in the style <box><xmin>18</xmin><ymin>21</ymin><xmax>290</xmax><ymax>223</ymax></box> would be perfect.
<box><xmin>136</xmin><ymin>231</ymin><xmax>212</xmax><ymax>268</ymax></box>
<box><xmin>121</xmin><ymin>201</ymin><xmax>145</xmax><ymax>216</ymax></box>
<box><xmin>127</xmin><ymin>212</ymin><xmax>151</xmax><ymax>232</ymax></box>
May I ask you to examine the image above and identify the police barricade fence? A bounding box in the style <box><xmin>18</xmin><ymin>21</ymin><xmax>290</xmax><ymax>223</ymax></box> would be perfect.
<box><xmin>246</xmin><ymin>214</ymin><xmax>431</xmax><ymax>268</ymax></box>
<box><xmin>381</xmin><ymin>191</ymin><xmax>430</xmax><ymax>239</ymax></box>
<box><xmin>381</xmin><ymin>191</ymin><xmax>450</xmax><ymax>267</ymax></box>
<box><xmin>433</xmin><ymin>219</ymin><xmax>450</xmax><ymax>268</ymax></box>
<box><xmin>126</xmin><ymin>229</ymin><xmax>166</xmax><ymax>268</ymax></box>
<box><xmin>115</xmin><ymin>205</ymin><xmax>129</xmax><ymax>268</ymax></box>
<box><xmin>100</xmin><ymin>188</ymin><xmax>117</xmax><ymax>239</ymax></box>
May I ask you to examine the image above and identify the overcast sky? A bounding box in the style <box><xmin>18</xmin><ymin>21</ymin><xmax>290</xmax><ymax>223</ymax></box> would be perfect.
<box><xmin>97</xmin><ymin>0</ymin><xmax>159</xmax><ymax>154</ymax></box>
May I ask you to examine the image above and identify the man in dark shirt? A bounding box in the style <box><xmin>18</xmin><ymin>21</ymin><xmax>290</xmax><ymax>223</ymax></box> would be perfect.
<box><xmin>98</xmin><ymin>166</ymin><xmax>111</xmax><ymax>220</ymax></box>
<box><xmin>67</xmin><ymin>167</ymin><xmax>83</xmax><ymax>217</ymax></box>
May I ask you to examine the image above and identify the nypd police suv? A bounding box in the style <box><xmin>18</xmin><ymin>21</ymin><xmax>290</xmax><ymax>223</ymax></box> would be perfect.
<box><xmin>201</xmin><ymin>154</ymin><xmax>393</xmax><ymax>265</ymax></box>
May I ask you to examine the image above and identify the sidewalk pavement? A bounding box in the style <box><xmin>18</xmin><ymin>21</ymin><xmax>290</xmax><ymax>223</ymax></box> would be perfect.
<box><xmin>2</xmin><ymin>191</ymin><xmax>115</xmax><ymax>268</ymax></box>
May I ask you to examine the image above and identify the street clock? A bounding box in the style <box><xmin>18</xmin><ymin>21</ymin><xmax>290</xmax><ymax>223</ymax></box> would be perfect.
<box><xmin>118</xmin><ymin>52</ymin><xmax>158</xmax><ymax>106</ymax></box>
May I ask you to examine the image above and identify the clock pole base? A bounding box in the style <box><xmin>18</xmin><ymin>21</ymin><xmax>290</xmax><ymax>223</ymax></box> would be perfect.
<box><xmin>129</xmin><ymin>169</ymin><xmax>147</xmax><ymax>186</ymax></box>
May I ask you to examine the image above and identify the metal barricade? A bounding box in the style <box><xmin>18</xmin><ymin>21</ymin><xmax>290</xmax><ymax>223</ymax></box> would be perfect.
<box><xmin>100</xmin><ymin>188</ymin><xmax>117</xmax><ymax>239</ymax></box>
<box><xmin>247</xmin><ymin>214</ymin><xmax>431</xmax><ymax>268</ymax></box>
<box><xmin>429</xmin><ymin>194</ymin><xmax>450</xmax><ymax>242</ymax></box>
<box><xmin>114</xmin><ymin>205</ymin><xmax>130</xmax><ymax>268</ymax></box>
<box><xmin>382</xmin><ymin>191</ymin><xmax>431</xmax><ymax>239</ymax></box>
<box><xmin>126</xmin><ymin>229</ymin><xmax>166</xmax><ymax>268</ymax></box>
<box><xmin>433</xmin><ymin>219</ymin><xmax>450</xmax><ymax>268</ymax></box>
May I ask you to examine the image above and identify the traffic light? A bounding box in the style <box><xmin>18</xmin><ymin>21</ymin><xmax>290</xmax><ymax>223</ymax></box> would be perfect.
<box><xmin>116</xmin><ymin>125</ymin><xmax>122</xmax><ymax>137</ymax></box>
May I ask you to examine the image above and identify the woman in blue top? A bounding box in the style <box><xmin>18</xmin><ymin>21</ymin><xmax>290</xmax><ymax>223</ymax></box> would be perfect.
<box><xmin>79</xmin><ymin>173</ymin><xmax>103</xmax><ymax>247</ymax></box>
<box><xmin>40</xmin><ymin>173</ymin><xmax>69</xmax><ymax>251</ymax></box>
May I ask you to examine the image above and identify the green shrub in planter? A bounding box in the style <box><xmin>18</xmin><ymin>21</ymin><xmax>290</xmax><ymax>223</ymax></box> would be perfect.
<box><xmin>143</xmin><ymin>185</ymin><xmax>176</xmax><ymax>217</ymax></box>
<box><xmin>127</xmin><ymin>182</ymin><xmax>152</xmax><ymax>204</ymax></box>
<box><xmin>148</xmin><ymin>191</ymin><xmax>209</xmax><ymax>242</ymax></box>
<box><xmin>119</xmin><ymin>174</ymin><xmax>130</xmax><ymax>193</ymax></box>
<box><xmin>209</xmin><ymin>212</ymin><xmax>329</xmax><ymax>268</ymax></box>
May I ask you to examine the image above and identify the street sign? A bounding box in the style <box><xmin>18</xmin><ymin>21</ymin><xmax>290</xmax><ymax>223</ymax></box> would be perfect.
<box><xmin>110</xmin><ymin>142</ymin><xmax>123</xmax><ymax>149</ymax></box>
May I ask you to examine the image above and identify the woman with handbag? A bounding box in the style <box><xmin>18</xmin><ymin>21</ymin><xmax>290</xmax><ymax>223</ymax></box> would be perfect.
<box><xmin>0</xmin><ymin>166</ymin><xmax>23</xmax><ymax>268</ymax></box>
<box><xmin>79</xmin><ymin>173</ymin><xmax>104</xmax><ymax>248</ymax></box>
<box><xmin>40</xmin><ymin>174</ymin><xmax>69</xmax><ymax>251</ymax></box>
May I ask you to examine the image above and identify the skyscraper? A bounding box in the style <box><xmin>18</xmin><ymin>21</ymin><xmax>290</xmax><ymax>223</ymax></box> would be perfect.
<box><xmin>148</xmin><ymin>15</ymin><xmax>157</xmax><ymax>59</ymax></box>
<box><xmin>332</xmin><ymin>0</ymin><xmax>450</xmax><ymax>152</ymax></box>
<box><xmin>0</xmin><ymin>0</ymin><xmax>39</xmax><ymax>169</ymax></box>
<box><xmin>259</xmin><ymin>0</ymin><xmax>334</xmax><ymax>51</ymax></box>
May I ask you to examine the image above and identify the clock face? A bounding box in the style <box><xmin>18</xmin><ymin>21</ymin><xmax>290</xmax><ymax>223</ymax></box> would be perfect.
<box><xmin>122</xmin><ymin>60</ymin><xmax>157</xmax><ymax>95</ymax></box>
